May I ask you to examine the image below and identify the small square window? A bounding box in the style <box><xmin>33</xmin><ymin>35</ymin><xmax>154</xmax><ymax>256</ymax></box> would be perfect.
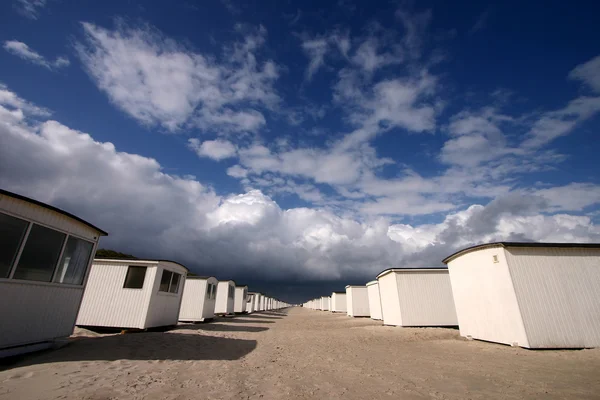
<box><xmin>123</xmin><ymin>266</ymin><xmax>147</xmax><ymax>289</ymax></box>
<box><xmin>492</xmin><ymin>255</ymin><xmax>499</xmax><ymax>263</ymax></box>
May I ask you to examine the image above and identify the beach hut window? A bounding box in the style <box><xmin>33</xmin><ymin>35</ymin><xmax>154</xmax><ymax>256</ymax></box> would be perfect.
<box><xmin>123</xmin><ymin>266</ymin><xmax>147</xmax><ymax>289</ymax></box>
<box><xmin>228</xmin><ymin>284</ymin><xmax>234</xmax><ymax>299</ymax></box>
<box><xmin>0</xmin><ymin>212</ymin><xmax>29</xmax><ymax>279</ymax></box>
<box><xmin>13</xmin><ymin>224</ymin><xmax>66</xmax><ymax>282</ymax></box>
<box><xmin>169</xmin><ymin>272</ymin><xmax>181</xmax><ymax>293</ymax></box>
<box><xmin>159</xmin><ymin>269</ymin><xmax>182</xmax><ymax>293</ymax></box>
<box><xmin>206</xmin><ymin>283</ymin><xmax>214</xmax><ymax>299</ymax></box>
<box><xmin>159</xmin><ymin>270</ymin><xmax>173</xmax><ymax>292</ymax></box>
<box><xmin>210</xmin><ymin>283</ymin><xmax>216</xmax><ymax>299</ymax></box>
<box><xmin>53</xmin><ymin>236</ymin><xmax>94</xmax><ymax>285</ymax></box>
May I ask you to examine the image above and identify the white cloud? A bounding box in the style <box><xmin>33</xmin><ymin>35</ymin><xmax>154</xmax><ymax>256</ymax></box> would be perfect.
<box><xmin>351</xmin><ymin>37</ymin><xmax>403</xmax><ymax>73</ymax></box>
<box><xmin>227</xmin><ymin>165</ymin><xmax>248</xmax><ymax>178</ymax></box>
<box><xmin>569</xmin><ymin>55</ymin><xmax>600</xmax><ymax>93</ymax></box>
<box><xmin>302</xmin><ymin>38</ymin><xmax>329</xmax><ymax>80</ymax></box>
<box><xmin>76</xmin><ymin>21</ymin><xmax>279</xmax><ymax>132</ymax></box>
<box><xmin>14</xmin><ymin>0</ymin><xmax>46</xmax><ymax>19</ymax></box>
<box><xmin>0</xmin><ymin>84</ymin><xmax>598</xmax><ymax>282</ymax></box>
<box><xmin>0</xmin><ymin>83</ymin><xmax>51</xmax><ymax>117</ymax></box>
<box><xmin>3</xmin><ymin>40</ymin><xmax>70</xmax><ymax>70</ymax></box>
<box><xmin>522</xmin><ymin>96</ymin><xmax>600</xmax><ymax>149</ymax></box>
<box><xmin>188</xmin><ymin>138</ymin><xmax>237</xmax><ymax>161</ymax></box>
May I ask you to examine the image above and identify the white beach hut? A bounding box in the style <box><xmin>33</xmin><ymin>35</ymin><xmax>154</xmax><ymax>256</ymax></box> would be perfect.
<box><xmin>246</xmin><ymin>293</ymin><xmax>256</xmax><ymax>313</ymax></box>
<box><xmin>215</xmin><ymin>280</ymin><xmax>236</xmax><ymax>315</ymax></box>
<box><xmin>443</xmin><ymin>242</ymin><xmax>600</xmax><ymax>349</ymax></box>
<box><xmin>331</xmin><ymin>292</ymin><xmax>347</xmax><ymax>313</ymax></box>
<box><xmin>320</xmin><ymin>296</ymin><xmax>330</xmax><ymax>311</ymax></box>
<box><xmin>376</xmin><ymin>268</ymin><xmax>457</xmax><ymax>327</ymax></box>
<box><xmin>77</xmin><ymin>259</ymin><xmax>187</xmax><ymax>329</ymax></box>
<box><xmin>366</xmin><ymin>280</ymin><xmax>383</xmax><ymax>320</ymax></box>
<box><xmin>345</xmin><ymin>285</ymin><xmax>370</xmax><ymax>317</ymax></box>
<box><xmin>0</xmin><ymin>190</ymin><xmax>106</xmax><ymax>356</ymax></box>
<box><xmin>178</xmin><ymin>276</ymin><xmax>218</xmax><ymax>322</ymax></box>
<box><xmin>234</xmin><ymin>285</ymin><xmax>248</xmax><ymax>313</ymax></box>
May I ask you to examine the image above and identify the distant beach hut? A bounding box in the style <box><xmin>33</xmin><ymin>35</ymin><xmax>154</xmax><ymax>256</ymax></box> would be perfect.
<box><xmin>246</xmin><ymin>293</ymin><xmax>257</xmax><ymax>313</ymax></box>
<box><xmin>345</xmin><ymin>286</ymin><xmax>370</xmax><ymax>317</ymax></box>
<box><xmin>0</xmin><ymin>189</ymin><xmax>106</xmax><ymax>356</ymax></box>
<box><xmin>234</xmin><ymin>285</ymin><xmax>249</xmax><ymax>313</ymax></box>
<box><xmin>178</xmin><ymin>276</ymin><xmax>218</xmax><ymax>322</ymax></box>
<box><xmin>215</xmin><ymin>280</ymin><xmax>236</xmax><ymax>315</ymax></box>
<box><xmin>320</xmin><ymin>296</ymin><xmax>330</xmax><ymax>311</ymax></box>
<box><xmin>366</xmin><ymin>280</ymin><xmax>383</xmax><ymax>321</ymax></box>
<box><xmin>377</xmin><ymin>268</ymin><xmax>457</xmax><ymax>327</ymax></box>
<box><xmin>443</xmin><ymin>242</ymin><xmax>600</xmax><ymax>348</ymax></box>
<box><xmin>330</xmin><ymin>292</ymin><xmax>347</xmax><ymax>313</ymax></box>
<box><xmin>77</xmin><ymin>259</ymin><xmax>187</xmax><ymax>329</ymax></box>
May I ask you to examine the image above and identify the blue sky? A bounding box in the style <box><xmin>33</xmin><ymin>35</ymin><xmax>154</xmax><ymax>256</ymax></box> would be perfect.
<box><xmin>1</xmin><ymin>0</ymin><xmax>600</xmax><ymax>298</ymax></box>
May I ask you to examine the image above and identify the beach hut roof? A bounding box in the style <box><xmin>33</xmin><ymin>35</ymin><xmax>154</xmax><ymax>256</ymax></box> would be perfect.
<box><xmin>92</xmin><ymin>258</ymin><xmax>189</xmax><ymax>272</ymax></box>
<box><xmin>376</xmin><ymin>267</ymin><xmax>448</xmax><ymax>280</ymax></box>
<box><xmin>1</xmin><ymin>188</ymin><xmax>108</xmax><ymax>235</ymax></box>
<box><xmin>442</xmin><ymin>241</ymin><xmax>600</xmax><ymax>264</ymax></box>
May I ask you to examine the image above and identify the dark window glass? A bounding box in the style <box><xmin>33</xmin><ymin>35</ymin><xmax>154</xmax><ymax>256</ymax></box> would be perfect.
<box><xmin>123</xmin><ymin>266</ymin><xmax>147</xmax><ymax>289</ymax></box>
<box><xmin>13</xmin><ymin>224</ymin><xmax>66</xmax><ymax>282</ymax></box>
<box><xmin>0</xmin><ymin>212</ymin><xmax>29</xmax><ymax>278</ymax></box>
<box><xmin>53</xmin><ymin>236</ymin><xmax>94</xmax><ymax>285</ymax></box>
<box><xmin>159</xmin><ymin>270</ymin><xmax>173</xmax><ymax>292</ymax></box>
<box><xmin>228</xmin><ymin>285</ymin><xmax>234</xmax><ymax>299</ymax></box>
<box><xmin>206</xmin><ymin>283</ymin><xmax>212</xmax><ymax>299</ymax></box>
<box><xmin>169</xmin><ymin>273</ymin><xmax>181</xmax><ymax>293</ymax></box>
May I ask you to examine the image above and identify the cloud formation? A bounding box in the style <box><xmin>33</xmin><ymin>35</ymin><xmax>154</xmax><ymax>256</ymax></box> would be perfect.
<box><xmin>1</xmin><ymin>84</ymin><xmax>599</xmax><ymax>283</ymax></box>
<box><xmin>13</xmin><ymin>0</ymin><xmax>46</xmax><ymax>19</ymax></box>
<box><xmin>3</xmin><ymin>40</ymin><xmax>70</xmax><ymax>70</ymax></box>
<box><xmin>76</xmin><ymin>21</ymin><xmax>279</xmax><ymax>133</ymax></box>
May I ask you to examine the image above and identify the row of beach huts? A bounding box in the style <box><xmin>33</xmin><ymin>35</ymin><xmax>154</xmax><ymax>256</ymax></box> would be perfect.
<box><xmin>304</xmin><ymin>243</ymin><xmax>600</xmax><ymax>349</ymax></box>
<box><xmin>0</xmin><ymin>189</ymin><xmax>289</xmax><ymax>357</ymax></box>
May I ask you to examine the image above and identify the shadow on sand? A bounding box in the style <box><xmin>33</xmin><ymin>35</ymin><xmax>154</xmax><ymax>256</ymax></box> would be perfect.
<box><xmin>214</xmin><ymin>318</ymin><xmax>275</xmax><ymax>324</ymax></box>
<box><xmin>178</xmin><ymin>323</ymin><xmax>269</xmax><ymax>333</ymax></box>
<box><xmin>0</xmin><ymin>332</ymin><xmax>257</xmax><ymax>371</ymax></box>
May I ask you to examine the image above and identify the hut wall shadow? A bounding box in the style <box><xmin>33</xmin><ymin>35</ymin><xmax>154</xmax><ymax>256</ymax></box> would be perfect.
<box><xmin>213</xmin><ymin>318</ymin><xmax>275</xmax><ymax>324</ymax></box>
<box><xmin>177</xmin><ymin>323</ymin><xmax>269</xmax><ymax>333</ymax></box>
<box><xmin>1</xmin><ymin>332</ymin><xmax>256</xmax><ymax>371</ymax></box>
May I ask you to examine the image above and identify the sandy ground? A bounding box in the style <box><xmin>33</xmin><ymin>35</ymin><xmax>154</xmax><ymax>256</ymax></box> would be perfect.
<box><xmin>1</xmin><ymin>308</ymin><xmax>600</xmax><ymax>400</ymax></box>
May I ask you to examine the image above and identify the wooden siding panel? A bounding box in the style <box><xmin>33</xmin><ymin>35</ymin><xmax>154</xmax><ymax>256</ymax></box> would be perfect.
<box><xmin>395</xmin><ymin>270</ymin><xmax>458</xmax><ymax>326</ymax></box>
<box><xmin>0</xmin><ymin>281</ymin><xmax>84</xmax><ymax>348</ymax></box>
<box><xmin>507</xmin><ymin>247</ymin><xmax>600</xmax><ymax>348</ymax></box>
<box><xmin>447</xmin><ymin>247</ymin><xmax>529</xmax><ymax>347</ymax></box>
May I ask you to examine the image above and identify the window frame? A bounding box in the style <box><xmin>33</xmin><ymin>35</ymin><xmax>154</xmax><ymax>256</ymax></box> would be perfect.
<box><xmin>123</xmin><ymin>265</ymin><xmax>147</xmax><ymax>289</ymax></box>
<box><xmin>11</xmin><ymin>222</ymin><xmax>68</xmax><ymax>283</ymax></box>
<box><xmin>1</xmin><ymin>209</ymin><xmax>97</xmax><ymax>287</ymax></box>
<box><xmin>158</xmin><ymin>268</ymin><xmax>182</xmax><ymax>294</ymax></box>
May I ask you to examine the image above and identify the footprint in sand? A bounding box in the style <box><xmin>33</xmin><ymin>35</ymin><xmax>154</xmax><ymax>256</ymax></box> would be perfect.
<box><xmin>4</xmin><ymin>371</ymin><xmax>34</xmax><ymax>381</ymax></box>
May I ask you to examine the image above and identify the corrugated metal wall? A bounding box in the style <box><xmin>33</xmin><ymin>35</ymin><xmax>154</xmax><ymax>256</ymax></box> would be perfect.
<box><xmin>215</xmin><ymin>281</ymin><xmax>234</xmax><ymax>314</ymax></box>
<box><xmin>76</xmin><ymin>261</ymin><xmax>155</xmax><ymax>329</ymax></box>
<box><xmin>395</xmin><ymin>270</ymin><xmax>458</xmax><ymax>326</ymax></box>
<box><xmin>347</xmin><ymin>287</ymin><xmax>369</xmax><ymax>317</ymax></box>
<box><xmin>447</xmin><ymin>247</ymin><xmax>529</xmax><ymax>346</ymax></box>
<box><xmin>366</xmin><ymin>282</ymin><xmax>382</xmax><ymax>320</ymax></box>
<box><xmin>331</xmin><ymin>293</ymin><xmax>347</xmax><ymax>312</ymax></box>
<box><xmin>179</xmin><ymin>277</ymin><xmax>215</xmax><ymax>321</ymax></box>
<box><xmin>0</xmin><ymin>281</ymin><xmax>84</xmax><ymax>348</ymax></box>
<box><xmin>378</xmin><ymin>274</ymin><xmax>402</xmax><ymax>325</ymax></box>
<box><xmin>234</xmin><ymin>287</ymin><xmax>247</xmax><ymax>313</ymax></box>
<box><xmin>507</xmin><ymin>247</ymin><xmax>600</xmax><ymax>348</ymax></box>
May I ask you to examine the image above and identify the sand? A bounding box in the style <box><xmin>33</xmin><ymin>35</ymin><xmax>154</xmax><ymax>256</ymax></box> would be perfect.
<box><xmin>1</xmin><ymin>307</ymin><xmax>600</xmax><ymax>399</ymax></box>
